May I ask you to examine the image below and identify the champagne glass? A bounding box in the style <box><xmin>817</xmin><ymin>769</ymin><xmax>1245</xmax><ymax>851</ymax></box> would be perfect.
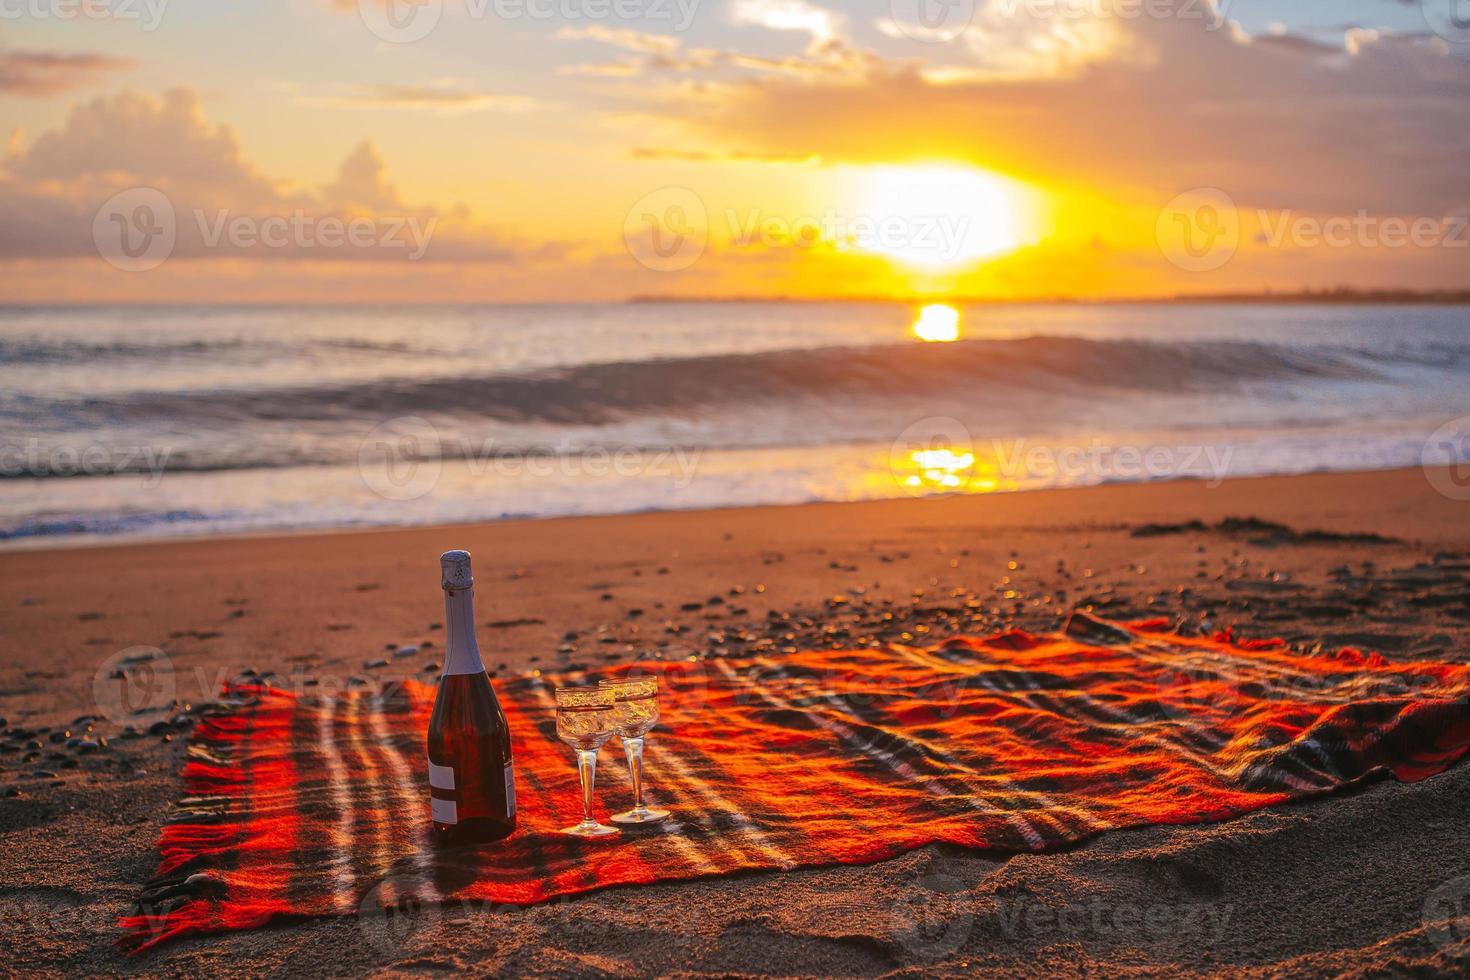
<box><xmin>553</xmin><ymin>687</ymin><xmax>620</xmax><ymax>838</ymax></box>
<box><xmin>599</xmin><ymin>677</ymin><xmax>671</xmax><ymax>825</ymax></box>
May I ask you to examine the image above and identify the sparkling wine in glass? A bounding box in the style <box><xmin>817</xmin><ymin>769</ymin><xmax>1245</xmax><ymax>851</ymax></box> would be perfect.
<box><xmin>554</xmin><ymin>687</ymin><xmax>619</xmax><ymax>838</ymax></box>
<box><xmin>599</xmin><ymin>677</ymin><xmax>670</xmax><ymax>825</ymax></box>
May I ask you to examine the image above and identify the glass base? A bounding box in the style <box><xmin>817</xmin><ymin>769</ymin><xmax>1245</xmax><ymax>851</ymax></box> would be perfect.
<box><xmin>611</xmin><ymin>806</ymin><xmax>671</xmax><ymax>825</ymax></box>
<box><xmin>560</xmin><ymin>819</ymin><xmax>620</xmax><ymax>838</ymax></box>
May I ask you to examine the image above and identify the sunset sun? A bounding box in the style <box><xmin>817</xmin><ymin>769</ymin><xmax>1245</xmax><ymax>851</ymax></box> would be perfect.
<box><xmin>855</xmin><ymin>164</ymin><xmax>1036</xmax><ymax>269</ymax></box>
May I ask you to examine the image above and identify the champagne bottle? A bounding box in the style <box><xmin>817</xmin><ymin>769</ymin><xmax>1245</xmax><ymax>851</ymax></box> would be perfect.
<box><xmin>426</xmin><ymin>550</ymin><xmax>517</xmax><ymax>846</ymax></box>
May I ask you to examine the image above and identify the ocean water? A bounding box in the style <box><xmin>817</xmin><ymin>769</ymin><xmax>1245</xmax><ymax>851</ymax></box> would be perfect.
<box><xmin>2</xmin><ymin>302</ymin><xmax>1468</xmax><ymax>547</ymax></box>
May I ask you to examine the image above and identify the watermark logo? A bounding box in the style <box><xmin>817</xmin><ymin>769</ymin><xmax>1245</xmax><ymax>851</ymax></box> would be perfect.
<box><xmin>358</xmin><ymin>874</ymin><xmax>436</xmax><ymax>954</ymax></box>
<box><xmin>94</xmin><ymin>187</ymin><xmax>176</xmax><ymax>272</ymax></box>
<box><xmin>359</xmin><ymin>0</ymin><xmax>443</xmax><ymax>44</ymax></box>
<box><xmin>889</xmin><ymin>418</ymin><xmax>1238</xmax><ymax>497</ymax></box>
<box><xmin>357</xmin><ymin>0</ymin><xmax>703</xmax><ymax>43</ymax></box>
<box><xmin>991</xmin><ymin>0</ymin><xmax>1231</xmax><ymax>29</ymax></box>
<box><xmin>1423</xmin><ymin>0</ymin><xmax>1470</xmax><ymax>45</ymax></box>
<box><xmin>0</xmin><ymin>895</ymin><xmax>117</xmax><ymax>940</ymax></box>
<box><xmin>356</xmin><ymin>874</ymin><xmax>621</xmax><ymax>955</ymax></box>
<box><xmin>93</xmin><ymin>646</ymin><xmax>175</xmax><ymax>725</ymax></box>
<box><xmin>891</xmin><ymin>872</ymin><xmax>975</xmax><ymax>959</ymax></box>
<box><xmin>0</xmin><ymin>0</ymin><xmax>169</xmax><ymax>30</ymax></box>
<box><xmin>356</xmin><ymin>417</ymin><xmax>706</xmax><ymax>501</ymax></box>
<box><xmin>623</xmin><ymin>191</ymin><xmax>987</xmax><ymax>271</ymax></box>
<box><xmin>624</xmin><ymin>187</ymin><xmax>708</xmax><ymax>272</ymax></box>
<box><xmin>494</xmin><ymin>0</ymin><xmax>701</xmax><ymax>28</ymax></box>
<box><xmin>358</xmin><ymin>416</ymin><xmax>445</xmax><ymax>502</ymax></box>
<box><xmin>94</xmin><ymin>189</ymin><xmax>435</xmax><ymax>269</ymax></box>
<box><xmin>1157</xmin><ymin>187</ymin><xmax>1238</xmax><ymax>272</ymax></box>
<box><xmin>1158</xmin><ymin>188</ymin><xmax>1466</xmax><ymax>272</ymax></box>
<box><xmin>887</xmin><ymin>0</ymin><xmax>976</xmax><ymax>42</ymax></box>
<box><xmin>1424</xmin><ymin>873</ymin><xmax>1470</xmax><ymax>960</ymax></box>
<box><xmin>890</xmin><ymin>416</ymin><xmax>978</xmax><ymax>496</ymax></box>
<box><xmin>619</xmin><ymin>659</ymin><xmax>711</xmax><ymax>720</ymax></box>
<box><xmin>1423</xmin><ymin>416</ymin><xmax>1470</xmax><ymax>501</ymax></box>
<box><xmin>727</xmin><ymin>207</ymin><xmax>973</xmax><ymax>264</ymax></box>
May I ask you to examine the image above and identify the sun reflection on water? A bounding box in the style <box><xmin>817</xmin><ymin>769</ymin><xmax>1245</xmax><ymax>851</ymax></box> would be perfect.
<box><xmin>908</xmin><ymin>447</ymin><xmax>974</xmax><ymax>488</ymax></box>
<box><xmin>911</xmin><ymin>303</ymin><xmax>960</xmax><ymax>342</ymax></box>
<box><xmin>887</xmin><ymin>429</ymin><xmax>1017</xmax><ymax>497</ymax></box>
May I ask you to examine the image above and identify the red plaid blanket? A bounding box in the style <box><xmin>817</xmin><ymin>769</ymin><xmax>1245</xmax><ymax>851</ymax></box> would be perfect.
<box><xmin>120</xmin><ymin>613</ymin><xmax>1470</xmax><ymax>951</ymax></box>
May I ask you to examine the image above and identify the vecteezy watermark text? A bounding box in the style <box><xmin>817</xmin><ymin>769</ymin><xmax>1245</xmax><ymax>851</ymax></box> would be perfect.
<box><xmin>194</xmin><ymin>210</ymin><xmax>436</xmax><ymax>259</ymax></box>
<box><xmin>889</xmin><ymin>417</ymin><xmax>1238</xmax><ymax>496</ymax></box>
<box><xmin>990</xmin><ymin>0</ymin><xmax>1229</xmax><ymax>28</ymax></box>
<box><xmin>358</xmin><ymin>0</ymin><xmax>702</xmax><ymax>44</ymax></box>
<box><xmin>1157</xmin><ymin>187</ymin><xmax>1469</xmax><ymax>272</ymax></box>
<box><xmin>890</xmin><ymin>867</ymin><xmax>1235</xmax><ymax>961</ymax></box>
<box><xmin>358</xmin><ymin>416</ymin><xmax>704</xmax><ymax>501</ymax></box>
<box><xmin>0</xmin><ymin>440</ymin><xmax>172</xmax><ymax>484</ymax></box>
<box><xmin>886</xmin><ymin>0</ymin><xmax>1231</xmax><ymax>43</ymax></box>
<box><xmin>488</xmin><ymin>0</ymin><xmax>699</xmax><ymax>27</ymax></box>
<box><xmin>93</xmin><ymin>188</ymin><xmax>437</xmax><ymax>272</ymax></box>
<box><xmin>993</xmin><ymin>896</ymin><xmax>1235</xmax><ymax>943</ymax></box>
<box><xmin>622</xmin><ymin>187</ymin><xmax>978</xmax><ymax>272</ymax></box>
<box><xmin>1255</xmin><ymin>211</ymin><xmax>1469</xmax><ymax>251</ymax></box>
<box><xmin>726</xmin><ymin>208</ymin><xmax>973</xmax><ymax>260</ymax></box>
<box><xmin>0</xmin><ymin>0</ymin><xmax>168</xmax><ymax>30</ymax></box>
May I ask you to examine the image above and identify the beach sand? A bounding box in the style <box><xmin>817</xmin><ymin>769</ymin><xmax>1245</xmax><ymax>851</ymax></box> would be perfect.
<box><xmin>3</xmin><ymin>466</ymin><xmax>1469</xmax><ymax>976</ymax></box>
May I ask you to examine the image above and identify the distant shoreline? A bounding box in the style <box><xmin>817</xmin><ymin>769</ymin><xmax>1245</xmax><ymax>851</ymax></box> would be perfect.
<box><xmin>628</xmin><ymin>290</ymin><xmax>1470</xmax><ymax>306</ymax></box>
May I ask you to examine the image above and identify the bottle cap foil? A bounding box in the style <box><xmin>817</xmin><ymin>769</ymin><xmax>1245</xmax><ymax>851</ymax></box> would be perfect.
<box><xmin>440</xmin><ymin>550</ymin><xmax>473</xmax><ymax>590</ymax></box>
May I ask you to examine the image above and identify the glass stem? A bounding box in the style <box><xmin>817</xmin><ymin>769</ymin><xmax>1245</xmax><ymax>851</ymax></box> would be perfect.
<box><xmin>623</xmin><ymin>736</ymin><xmax>646</xmax><ymax>810</ymax></box>
<box><xmin>576</xmin><ymin>748</ymin><xmax>598</xmax><ymax>826</ymax></box>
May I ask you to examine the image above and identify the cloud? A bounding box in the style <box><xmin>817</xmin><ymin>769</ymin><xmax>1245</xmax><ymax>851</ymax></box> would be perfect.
<box><xmin>9</xmin><ymin>89</ymin><xmax>281</xmax><ymax>205</ymax></box>
<box><xmin>556</xmin><ymin>25</ymin><xmax>683</xmax><ymax>54</ymax></box>
<box><xmin>554</xmin><ymin>7</ymin><xmax>881</xmax><ymax>80</ymax></box>
<box><xmin>731</xmin><ymin>0</ymin><xmax>843</xmax><ymax>45</ymax></box>
<box><xmin>650</xmin><ymin>16</ymin><xmax>1470</xmax><ymax>218</ymax></box>
<box><xmin>560</xmin><ymin>59</ymin><xmax>650</xmax><ymax>77</ymax></box>
<box><xmin>0</xmin><ymin>50</ymin><xmax>135</xmax><ymax>97</ymax></box>
<box><xmin>566</xmin><ymin>11</ymin><xmax>1469</xmax><ymax>295</ymax></box>
<box><xmin>630</xmin><ymin>146</ymin><xmax>820</xmax><ymax>163</ymax></box>
<box><xmin>0</xmin><ymin>88</ymin><xmax>542</xmax><ymax>264</ymax></box>
<box><xmin>319</xmin><ymin>140</ymin><xmax>405</xmax><ymax>213</ymax></box>
<box><xmin>289</xmin><ymin>80</ymin><xmax>537</xmax><ymax>112</ymax></box>
<box><xmin>554</xmin><ymin>25</ymin><xmax>734</xmax><ymax>77</ymax></box>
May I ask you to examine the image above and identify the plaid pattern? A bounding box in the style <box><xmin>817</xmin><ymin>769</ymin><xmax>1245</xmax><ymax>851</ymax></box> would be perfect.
<box><xmin>120</xmin><ymin>613</ymin><xmax>1470</xmax><ymax>951</ymax></box>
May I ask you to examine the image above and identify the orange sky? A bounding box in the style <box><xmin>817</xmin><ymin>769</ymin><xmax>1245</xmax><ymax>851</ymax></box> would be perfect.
<box><xmin>1</xmin><ymin>1</ymin><xmax>1466</xmax><ymax>303</ymax></box>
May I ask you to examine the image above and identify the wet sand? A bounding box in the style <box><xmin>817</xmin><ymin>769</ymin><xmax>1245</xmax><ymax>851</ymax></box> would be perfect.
<box><xmin>2</xmin><ymin>466</ymin><xmax>1469</xmax><ymax>976</ymax></box>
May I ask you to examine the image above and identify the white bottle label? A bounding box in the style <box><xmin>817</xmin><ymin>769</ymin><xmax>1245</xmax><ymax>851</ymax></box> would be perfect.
<box><xmin>431</xmin><ymin>797</ymin><xmax>457</xmax><ymax>825</ymax></box>
<box><xmin>427</xmin><ymin>761</ymin><xmax>455</xmax><ymax>790</ymax></box>
<box><xmin>505</xmin><ymin>762</ymin><xmax>516</xmax><ymax>818</ymax></box>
